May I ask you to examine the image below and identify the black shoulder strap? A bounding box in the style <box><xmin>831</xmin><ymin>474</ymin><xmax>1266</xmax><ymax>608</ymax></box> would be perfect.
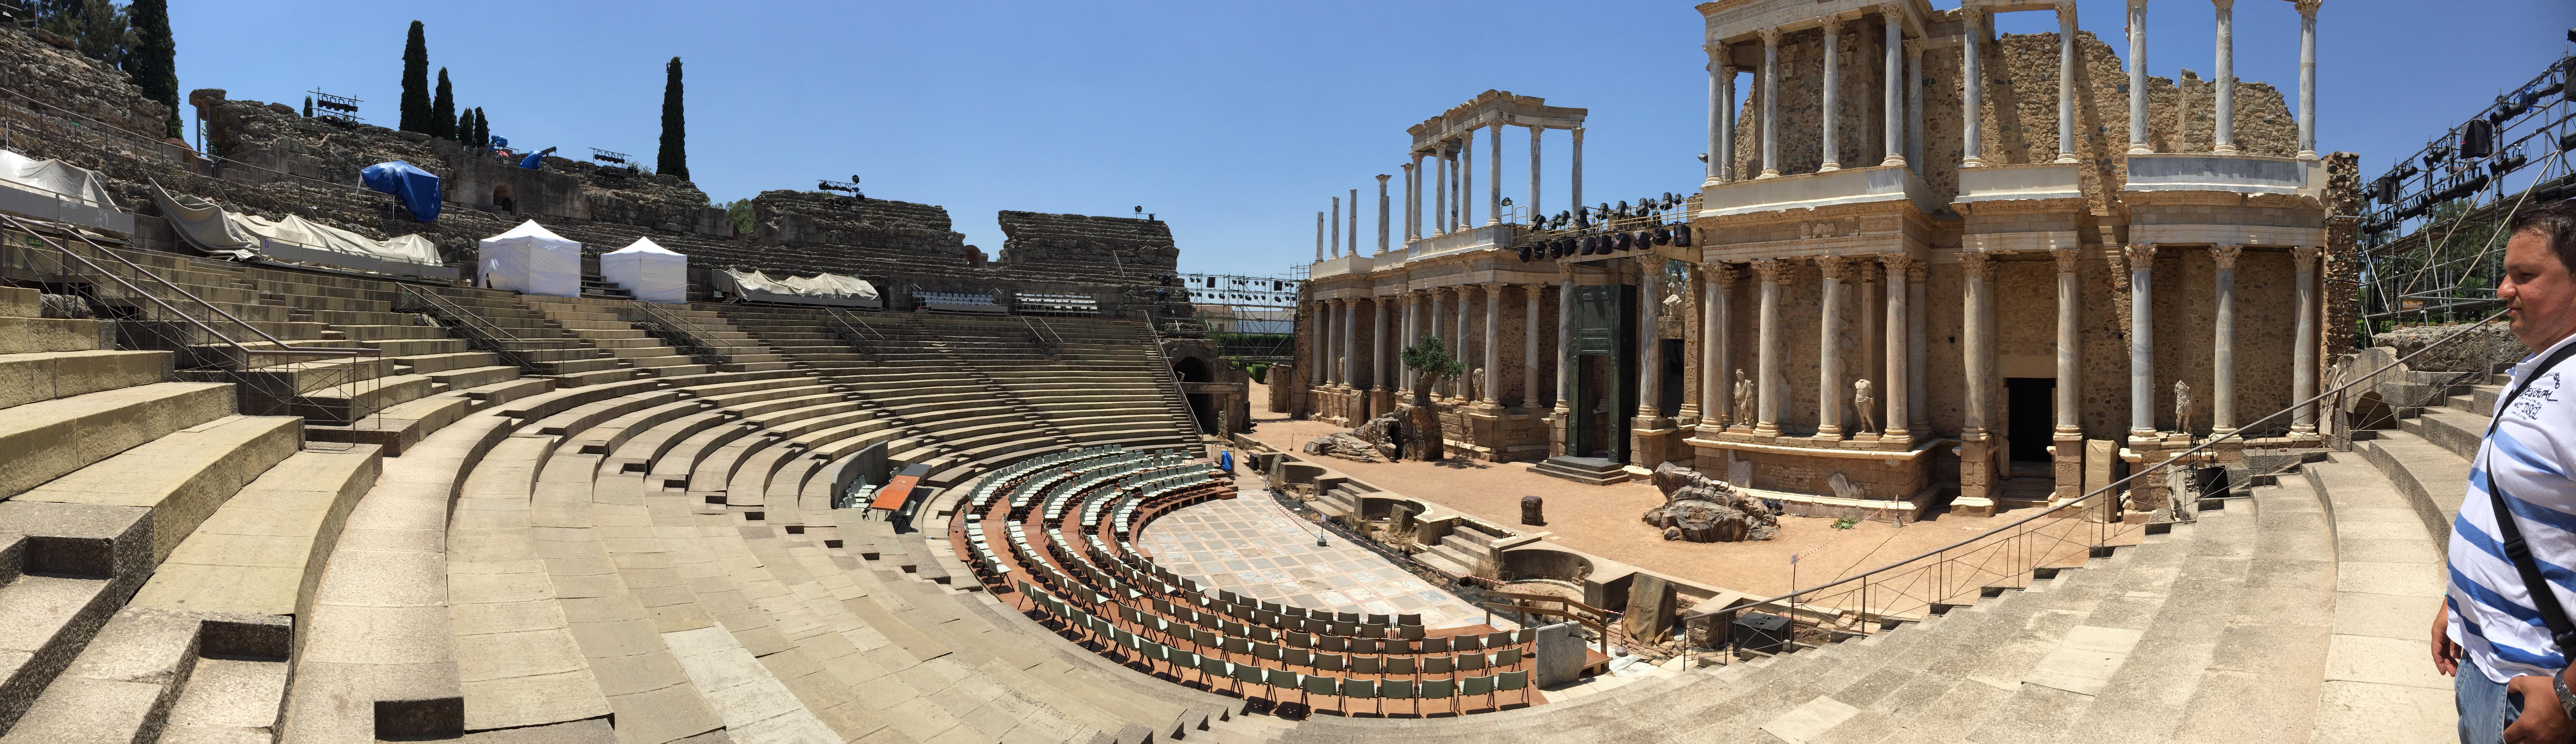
<box><xmin>2484</xmin><ymin>340</ymin><xmax>2576</xmax><ymax>650</ymax></box>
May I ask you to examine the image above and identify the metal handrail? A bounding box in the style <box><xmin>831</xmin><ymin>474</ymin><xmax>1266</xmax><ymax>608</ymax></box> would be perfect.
<box><xmin>395</xmin><ymin>285</ymin><xmax>543</xmax><ymax>371</ymax></box>
<box><xmin>3</xmin><ymin>215</ymin><xmax>359</xmax><ymax>362</ymax></box>
<box><xmin>1135</xmin><ymin>323</ymin><xmax>1204</xmax><ymax>436</ymax></box>
<box><xmin>624</xmin><ymin>300</ymin><xmax>725</xmax><ymax>365</ymax></box>
<box><xmin>1691</xmin><ymin>307</ymin><xmax>2516</xmax><ymax>626</ymax></box>
<box><xmin>825</xmin><ymin>307</ymin><xmax>884</xmax><ymax>342</ymax></box>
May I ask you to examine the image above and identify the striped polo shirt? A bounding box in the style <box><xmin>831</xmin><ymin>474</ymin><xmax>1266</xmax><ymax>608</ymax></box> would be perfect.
<box><xmin>2448</xmin><ymin>332</ymin><xmax>2576</xmax><ymax>683</ymax></box>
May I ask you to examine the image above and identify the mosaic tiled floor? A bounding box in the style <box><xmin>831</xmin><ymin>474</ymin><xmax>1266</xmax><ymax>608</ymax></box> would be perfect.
<box><xmin>1138</xmin><ymin>490</ymin><xmax>1514</xmax><ymax>631</ymax></box>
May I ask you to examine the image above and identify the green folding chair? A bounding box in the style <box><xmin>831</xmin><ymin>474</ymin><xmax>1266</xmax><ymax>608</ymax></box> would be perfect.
<box><xmin>1385</xmin><ymin>655</ymin><xmax>1416</xmax><ymax>676</ymax></box>
<box><xmin>1378</xmin><ymin>678</ymin><xmax>1415</xmax><ymax>716</ymax></box>
<box><xmin>1418</xmin><ymin>678</ymin><xmax>1456</xmax><ymax>716</ymax></box>
<box><xmin>1265</xmin><ymin>667</ymin><xmax>1301</xmax><ymax>703</ymax></box>
<box><xmin>1352</xmin><ymin>654</ymin><xmax>1382</xmax><ymax>675</ymax></box>
<box><xmin>1341</xmin><ymin>678</ymin><xmax>1377</xmax><ymax>717</ymax></box>
<box><xmin>1423</xmin><ymin>653</ymin><xmax>1454</xmax><ymax>676</ymax></box>
<box><xmin>1301</xmin><ymin>673</ymin><xmax>1342</xmax><ymax>710</ymax></box>
<box><xmin>1255</xmin><ymin>642</ymin><xmax>1283</xmax><ymax>664</ymax></box>
<box><xmin>1233</xmin><ymin>661</ymin><xmax>1267</xmax><ymax>698</ymax></box>
<box><xmin>1497</xmin><ymin>669</ymin><xmax>1529</xmax><ymax>708</ymax></box>
<box><xmin>1493</xmin><ymin>646</ymin><xmax>1522</xmax><ymax>669</ymax></box>
<box><xmin>1195</xmin><ymin>653</ymin><xmax>1234</xmax><ymax>693</ymax></box>
<box><xmin>1283</xmin><ymin>648</ymin><xmax>1313</xmax><ymax>670</ymax></box>
<box><xmin>1461</xmin><ymin>674</ymin><xmax>1494</xmax><ymax>713</ymax></box>
<box><xmin>1315</xmin><ymin>652</ymin><xmax>1347</xmax><ymax>672</ymax></box>
<box><xmin>1422</xmin><ymin>635</ymin><xmax>1451</xmax><ymax>653</ymax></box>
<box><xmin>1224</xmin><ymin>636</ymin><xmax>1253</xmax><ymax>658</ymax></box>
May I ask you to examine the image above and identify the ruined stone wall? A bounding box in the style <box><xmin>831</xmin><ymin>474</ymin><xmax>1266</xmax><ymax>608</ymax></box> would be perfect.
<box><xmin>2325</xmin><ymin>152</ymin><xmax>2361</xmax><ymax>357</ymax></box>
<box><xmin>996</xmin><ymin>211</ymin><xmax>1181</xmax><ymax>285</ymax></box>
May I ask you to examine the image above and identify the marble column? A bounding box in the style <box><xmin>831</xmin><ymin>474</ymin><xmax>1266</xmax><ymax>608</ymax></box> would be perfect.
<box><xmin>2296</xmin><ymin>0</ymin><xmax>2319</xmax><ymax>159</ymax></box>
<box><xmin>1817</xmin><ymin>256</ymin><xmax>1849</xmax><ymax>439</ymax></box>
<box><xmin>1340</xmin><ymin>298</ymin><xmax>1357</xmax><ymax>389</ymax></box>
<box><xmin>1482</xmin><ymin>282</ymin><xmax>1503</xmax><ymax>405</ymax></box>
<box><xmin>1881</xmin><ymin>254</ymin><xmax>1912</xmax><ymax>443</ymax></box>
<box><xmin>1524</xmin><ymin>283</ymin><xmax>1542</xmax><ymax>408</ymax></box>
<box><xmin>2127</xmin><ymin>0</ymin><xmax>2151</xmax><ymax>154</ymax></box>
<box><xmin>1962</xmin><ymin>253</ymin><xmax>1995</xmax><ymax>440</ymax></box>
<box><xmin>1528</xmin><ymin>125</ymin><xmax>1542</xmax><ymax>220</ymax></box>
<box><xmin>1461</xmin><ymin>128</ymin><xmax>1476</xmax><ymax>231</ymax></box>
<box><xmin>2211</xmin><ymin>245</ymin><xmax>2242</xmax><ymax>436</ymax></box>
<box><xmin>1860</xmin><ymin>261</ymin><xmax>1881</xmax><ymax>433</ymax></box>
<box><xmin>2057</xmin><ymin>2</ymin><xmax>2080</xmax><ymax>163</ymax></box>
<box><xmin>1376</xmin><ymin>175</ymin><xmax>1391</xmax><ymax>254</ymax></box>
<box><xmin>1316</xmin><ymin>300</ymin><xmax>1336</xmax><ymax>387</ymax></box>
<box><xmin>1571</xmin><ymin>127</ymin><xmax>1586</xmax><ymax>211</ymax></box>
<box><xmin>1907</xmin><ymin>260</ymin><xmax>1927</xmax><ymax>433</ymax></box>
<box><xmin>1427</xmin><ymin>289</ymin><xmax>1445</xmax><ymax>394</ymax></box>
<box><xmin>1331</xmin><ymin>198</ymin><xmax>1344</xmax><ymax>258</ymax></box>
<box><xmin>1759</xmin><ymin>27</ymin><xmax>1782</xmax><ymax>178</ymax></box>
<box><xmin>1405</xmin><ymin>157</ymin><xmax>1422</xmax><ymax>241</ymax></box>
<box><xmin>2213</xmin><ymin>0</ymin><xmax>2237</xmax><ymax>153</ymax></box>
<box><xmin>1349</xmin><ymin>189</ymin><xmax>1360</xmax><ymax>257</ymax></box>
<box><xmin>1372</xmin><ymin>296</ymin><xmax>1389</xmax><ymax>392</ymax></box>
<box><xmin>1487</xmin><ymin>123</ymin><xmax>1503</xmax><ymax>226</ymax></box>
<box><xmin>1906</xmin><ymin>39</ymin><xmax>1925</xmax><ymax>172</ymax></box>
<box><xmin>1962</xmin><ymin>7</ymin><xmax>1985</xmax><ymax>167</ymax></box>
<box><xmin>1882</xmin><ymin>5</ymin><xmax>1906</xmax><ymax>167</ymax></box>
<box><xmin>2054</xmin><ymin>248</ymin><xmax>2082</xmax><ymax>437</ymax></box>
<box><xmin>1454</xmin><ymin>285</ymin><xmax>1474</xmax><ymax>401</ymax></box>
<box><xmin>2127</xmin><ymin>245</ymin><xmax>2159</xmax><ymax>437</ymax></box>
<box><xmin>1638</xmin><ymin>258</ymin><xmax>1663</xmax><ymax>420</ymax></box>
<box><xmin>1753</xmin><ymin>259</ymin><xmax>1784</xmax><ymax>435</ymax></box>
<box><xmin>1399</xmin><ymin>292</ymin><xmax>1416</xmax><ymax>397</ymax></box>
<box><xmin>1315</xmin><ymin>212</ymin><xmax>1325</xmax><ymax>261</ymax></box>
<box><xmin>2294</xmin><ymin>246</ymin><xmax>2321</xmax><ymax>432</ymax></box>
<box><xmin>1704</xmin><ymin>264</ymin><xmax>1733</xmax><ymax>431</ymax></box>
<box><xmin>1705</xmin><ymin>52</ymin><xmax>1728</xmax><ymax>186</ymax></box>
<box><xmin>1434</xmin><ymin>150</ymin><xmax>1448</xmax><ymax>237</ymax></box>
<box><xmin>1820</xmin><ymin>15</ymin><xmax>1844</xmax><ymax>172</ymax></box>
<box><xmin>1556</xmin><ymin>279</ymin><xmax>1574</xmax><ymax>414</ymax></box>
<box><xmin>1717</xmin><ymin>63</ymin><xmax>1738</xmax><ymax>182</ymax></box>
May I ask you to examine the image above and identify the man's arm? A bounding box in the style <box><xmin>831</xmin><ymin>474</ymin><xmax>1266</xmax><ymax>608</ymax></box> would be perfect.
<box><xmin>2436</xmin><ymin>601</ymin><xmax>2461</xmax><ymax>676</ymax></box>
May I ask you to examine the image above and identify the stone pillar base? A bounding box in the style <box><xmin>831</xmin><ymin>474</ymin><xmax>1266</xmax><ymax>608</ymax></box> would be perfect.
<box><xmin>1957</xmin><ymin>434</ymin><xmax>1994</xmax><ymax>512</ymax></box>
<box><xmin>2124</xmin><ymin>438</ymin><xmax>2172</xmax><ymax>513</ymax></box>
<box><xmin>2051</xmin><ymin>432</ymin><xmax>2085</xmax><ymax>501</ymax></box>
<box><xmin>1369</xmin><ymin>389</ymin><xmax>1396</xmax><ymax>418</ymax></box>
<box><xmin>1630</xmin><ymin>425</ymin><xmax>1681</xmax><ymax>469</ymax></box>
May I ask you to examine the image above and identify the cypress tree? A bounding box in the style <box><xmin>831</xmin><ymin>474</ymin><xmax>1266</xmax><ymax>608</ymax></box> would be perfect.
<box><xmin>473</xmin><ymin>107</ymin><xmax>490</xmax><ymax>148</ymax></box>
<box><xmin>303</xmin><ymin>96</ymin><xmax>314</xmax><ymax>117</ymax></box>
<box><xmin>430</xmin><ymin>67</ymin><xmax>455</xmax><ymax>140</ymax></box>
<box><xmin>657</xmin><ymin>56</ymin><xmax>687</xmax><ymax>180</ymax></box>
<box><xmin>398</xmin><ymin>21</ymin><xmax>428</xmax><ymax>133</ymax></box>
<box><xmin>123</xmin><ymin>0</ymin><xmax>178</xmax><ymax>138</ymax></box>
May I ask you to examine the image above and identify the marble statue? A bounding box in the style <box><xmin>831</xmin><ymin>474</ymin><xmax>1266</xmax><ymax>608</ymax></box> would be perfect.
<box><xmin>1853</xmin><ymin>379</ymin><xmax>1876</xmax><ymax>434</ymax></box>
<box><xmin>1731</xmin><ymin>369</ymin><xmax>1756</xmax><ymax>426</ymax></box>
<box><xmin>2174</xmin><ymin>380</ymin><xmax>2193</xmax><ymax>435</ymax></box>
<box><xmin>1470</xmin><ymin>368</ymin><xmax>1486</xmax><ymax>401</ymax></box>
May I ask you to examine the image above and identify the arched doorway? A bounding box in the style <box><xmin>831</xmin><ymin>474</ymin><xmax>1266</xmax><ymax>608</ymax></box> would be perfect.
<box><xmin>492</xmin><ymin>182</ymin><xmax>517</xmax><ymax>213</ymax></box>
<box><xmin>1174</xmin><ymin>356</ymin><xmax>1218</xmax><ymax>434</ymax></box>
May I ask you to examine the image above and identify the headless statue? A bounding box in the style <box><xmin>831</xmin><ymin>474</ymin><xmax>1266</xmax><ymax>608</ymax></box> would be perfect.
<box><xmin>2173</xmin><ymin>380</ymin><xmax>2194</xmax><ymax>436</ymax></box>
<box><xmin>1731</xmin><ymin>369</ymin><xmax>1757</xmax><ymax>427</ymax></box>
<box><xmin>1853</xmin><ymin>379</ymin><xmax>1876</xmax><ymax>434</ymax></box>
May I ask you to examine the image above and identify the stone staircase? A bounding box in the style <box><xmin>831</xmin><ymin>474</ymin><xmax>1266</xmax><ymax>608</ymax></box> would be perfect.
<box><xmin>2352</xmin><ymin>369</ymin><xmax>2503</xmax><ymax>552</ymax></box>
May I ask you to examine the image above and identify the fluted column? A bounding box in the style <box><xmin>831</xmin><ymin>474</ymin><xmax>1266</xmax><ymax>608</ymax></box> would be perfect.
<box><xmin>1716</xmin><ymin>63</ymin><xmax>1739</xmax><ymax>182</ymax></box>
<box><xmin>2054</xmin><ymin>249</ymin><xmax>2082</xmax><ymax>435</ymax></box>
<box><xmin>2294</xmin><ymin>246</ymin><xmax>2322</xmax><ymax>432</ymax></box>
<box><xmin>1860</xmin><ymin>260</ymin><xmax>1881</xmax><ymax>432</ymax></box>
<box><xmin>1881</xmin><ymin>254</ymin><xmax>1913</xmax><ymax>443</ymax></box>
<box><xmin>1638</xmin><ymin>258</ymin><xmax>1663</xmax><ymax>420</ymax></box>
<box><xmin>1962</xmin><ymin>254</ymin><xmax>1995</xmax><ymax>439</ymax></box>
<box><xmin>2211</xmin><ymin>245</ymin><xmax>2242</xmax><ymax>435</ymax></box>
<box><xmin>1906</xmin><ymin>260</ymin><xmax>1927</xmax><ymax>433</ymax></box>
<box><xmin>1314</xmin><ymin>212</ymin><xmax>1325</xmax><ymax>261</ymax></box>
<box><xmin>2213</xmin><ymin>0</ymin><xmax>2237</xmax><ymax>153</ymax></box>
<box><xmin>1524</xmin><ymin>283</ymin><xmax>1541</xmax><ymax>408</ymax></box>
<box><xmin>1348</xmin><ymin>189</ymin><xmax>1359</xmax><ymax>257</ymax></box>
<box><xmin>2127</xmin><ymin>245</ymin><xmax>2159</xmax><ymax>437</ymax></box>
<box><xmin>1704</xmin><ymin>264</ymin><xmax>1734</xmax><ymax>431</ymax></box>
<box><xmin>1555</xmin><ymin>279</ymin><xmax>1573</xmax><ymax>413</ymax></box>
<box><xmin>1906</xmin><ymin>39</ymin><xmax>1925</xmax><ymax>170</ymax></box>
<box><xmin>2295</xmin><ymin>0</ymin><xmax>2319</xmax><ymax>159</ymax></box>
<box><xmin>1962</xmin><ymin>7</ymin><xmax>1985</xmax><ymax>167</ymax></box>
<box><xmin>1372</xmin><ymin>296</ymin><xmax>1388</xmax><ymax>391</ymax></box>
<box><xmin>1528</xmin><ymin>125</ymin><xmax>1542</xmax><ymax>220</ymax></box>
<box><xmin>2127</xmin><ymin>0</ymin><xmax>2151</xmax><ymax>153</ymax></box>
<box><xmin>1460</xmin><ymin>128</ymin><xmax>1475</xmax><ymax>231</ymax></box>
<box><xmin>1329</xmin><ymin>198</ymin><xmax>1342</xmax><ymax>258</ymax></box>
<box><xmin>1399</xmin><ymin>291</ymin><xmax>1418</xmax><ymax>396</ymax></box>
<box><xmin>1753</xmin><ymin>259</ymin><xmax>1784</xmax><ymax>435</ymax></box>
<box><xmin>1340</xmin><ymin>298</ymin><xmax>1358</xmax><ymax>388</ymax></box>
<box><xmin>1405</xmin><ymin>157</ymin><xmax>1421</xmax><ymax>241</ymax></box>
<box><xmin>1481</xmin><ymin>282</ymin><xmax>1503</xmax><ymax>405</ymax></box>
<box><xmin>1759</xmin><ymin>27</ymin><xmax>1782</xmax><ymax>178</ymax></box>
<box><xmin>1454</xmin><ymin>285</ymin><xmax>1474</xmax><ymax>400</ymax></box>
<box><xmin>1487</xmin><ymin>123</ymin><xmax>1503</xmax><ymax>226</ymax></box>
<box><xmin>1311</xmin><ymin>299</ymin><xmax>1329</xmax><ymax>390</ymax></box>
<box><xmin>1817</xmin><ymin>256</ymin><xmax>1849</xmax><ymax>439</ymax></box>
<box><xmin>2057</xmin><ymin>2</ymin><xmax>2079</xmax><ymax>163</ymax></box>
<box><xmin>1570</xmin><ymin>127</ymin><xmax>1586</xmax><ymax>210</ymax></box>
<box><xmin>1375</xmin><ymin>175</ymin><xmax>1391</xmax><ymax>254</ymax></box>
<box><xmin>1882</xmin><ymin>5</ymin><xmax>1906</xmax><ymax>167</ymax></box>
<box><xmin>1820</xmin><ymin>15</ymin><xmax>1844</xmax><ymax>172</ymax></box>
<box><xmin>1705</xmin><ymin>51</ymin><xmax>1729</xmax><ymax>186</ymax></box>
<box><xmin>1427</xmin><ymin>289</ymin><xmax>1445</xmax><ymax>394</ymax></box>
<box><xmin>1433</xmin><ymin>150</ymin><xmax>1448</xmax><ymax>237</ymax></box>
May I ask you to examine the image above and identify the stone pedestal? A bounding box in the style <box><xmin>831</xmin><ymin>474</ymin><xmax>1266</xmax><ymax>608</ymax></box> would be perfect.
<box><xmin>1953</xmin><ymin>435</ymin><xmax>1995</xmax><ymax>516</ymax></box>
<box><xmin>2125</xmin><ymin>437</ymin><xmax>2172</xmax><ymax>513</ymax></box>
<box><xmin>1631</xmin><ymin>424</ymin><xmax>1682</xmax><ymax>469</ymax></box>
<box><xmin>1369</xmin><ymin>389</ymin><xmax>1396</xmax><ymax>418</ymax></box>
<box><xmin>1533</xmin><ymin>621</ymin><xmax>1589</xmax><ymax>688</ymax></box>
<box><xmin>2052</xmin><ymin>432</ymin><xmax>2085</xmax><ymax>501</ymax></box>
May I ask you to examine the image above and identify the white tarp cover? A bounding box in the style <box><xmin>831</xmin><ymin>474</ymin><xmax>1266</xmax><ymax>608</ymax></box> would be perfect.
<box><xmin>601</xmin><ymin>236</ymin><xmax>687</xmax><ymax>304</ymax></box>
<box><xmin>1</xmin><ymin>149</ymin><xmax>115</xmax><ymax>206</ymax></box>
<box><xmin>479</xmin><ymin>220</ymin><xmax>580</xmax><ymax>298</ymax></box>
<box><xmin>152</xmin><ymin>182</ymin><xmax>440</xmax><ymax>266</ymax></box>
<box><xmin>714</xmin><ymin>267</ymin><xmax>878</xmax><ymax>305</ymax></box>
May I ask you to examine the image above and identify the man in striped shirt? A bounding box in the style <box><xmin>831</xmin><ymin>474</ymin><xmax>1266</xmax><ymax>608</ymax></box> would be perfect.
<box><xmin>2437</xmin><ymin>198</ymin><xmax>2576</xmax><ymax>744</ymax></box>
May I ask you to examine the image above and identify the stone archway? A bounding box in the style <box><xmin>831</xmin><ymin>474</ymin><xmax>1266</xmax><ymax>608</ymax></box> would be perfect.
<box><xmin>1175</xmin><ymin>355</ymin><xmax>1218</xmax><ymax>434</ymax></box>
<box><xmin>492</xmin><ymin>182</ymin><xmax>516</xmax><ymax>213</ymax></box>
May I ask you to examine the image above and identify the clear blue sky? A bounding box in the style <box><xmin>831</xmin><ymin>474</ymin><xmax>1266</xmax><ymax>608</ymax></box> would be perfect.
<box><xmin>171</xmin><ymin>1</ymin><xmax>2574</xmax><ymax>278</ymax></box>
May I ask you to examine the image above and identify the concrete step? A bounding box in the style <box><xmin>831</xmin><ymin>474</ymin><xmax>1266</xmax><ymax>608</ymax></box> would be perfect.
<box><xmin>12</xmin><ymin>414</ymin><xmax>305</xmax><ymax>564</ymax></box>
<box><xmin>2353</xmin><ymin>429</ymin><xmax>2469</xmax><ymax>547</ymax></box>
<box><xmin>0</xmin><ymin>381</ymin><xmax>238</xmax><ymax>499</ymax></box>
<box><xmin>0</xmin><ymin>316</ymin><xmax>110</xmax><ymax>354</ymax></box>
<box><xmin>0</xmin><ymin>349</ymin><xmax>171</xmax><ymax>410</ymax></box>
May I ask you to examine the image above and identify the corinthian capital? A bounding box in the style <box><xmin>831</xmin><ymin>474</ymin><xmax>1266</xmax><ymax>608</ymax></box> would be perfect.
<box><xmin>2210</xmin><ymin>244</ymin><xmax>2243</xmax><ymax>270</ymax></box>
<box><xmin>1960</xmin><ymin>252</ymin><xmax>1995</xmax><ymax>281</ymax></box>
<box><xmin>1751</xmin><ymin>258</ymin><xmax>1785</xmax><ymax>284</ymax></box>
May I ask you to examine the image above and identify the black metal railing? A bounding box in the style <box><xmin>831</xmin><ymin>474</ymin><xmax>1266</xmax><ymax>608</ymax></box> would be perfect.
<box><xmin>394</xmin><ymin>285</ymin><xmax>547</xmax><ymax>373</ymax></box>
<box><xmin>624</xmin><ymin>300</ymin><xmax>726</xmax><ymax>365</ymax></box>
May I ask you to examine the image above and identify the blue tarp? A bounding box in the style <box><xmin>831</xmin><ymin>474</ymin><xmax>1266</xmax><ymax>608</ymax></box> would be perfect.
<box><xmin>360</xmin><ymin>160</ymin><xmax>441</xmax><ymax>222</ymax></box>
<box><xmin>518</xmin><ymin>151</ymin><xmax>545</xmax><ymax>170</ymax></box>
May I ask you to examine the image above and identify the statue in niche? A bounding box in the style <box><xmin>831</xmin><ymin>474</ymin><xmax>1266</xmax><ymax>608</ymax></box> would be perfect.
<box><xmin>1470</xmin><ymin>368</ymin><xmax>1486</xmax><ymax>401</ymax></box>
<box><xmin>1732</xmin><ymin>369</ymin><xmax>1756</xmax><ymax>426</ymax></box>
<box><xmin>1853</xmin><ymin>379</ymin><xmax>1876</xmax><ymax>435</ymax></box>
<box><xmin>2173</xmin><ymin>380</ymin><xmax>2194</xmax><ymax>436</ymax></box>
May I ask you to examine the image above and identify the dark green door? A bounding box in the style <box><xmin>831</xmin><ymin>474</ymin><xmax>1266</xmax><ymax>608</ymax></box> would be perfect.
<box><xmin>1566</xmin><ymin>284</ymin><xmax>1635</xmax><ymax>461</ymax></box>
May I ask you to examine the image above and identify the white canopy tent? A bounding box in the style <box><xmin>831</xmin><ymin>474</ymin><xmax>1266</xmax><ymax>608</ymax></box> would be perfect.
<box><xmin>478</xmin><ymin>220</ymin><xmax>580</xmax><ymax>298</ymax></box>
<box><xmin>600</xmin><ymin>237</ymin><xmax>687</xmax><ymax>304</ymax></box>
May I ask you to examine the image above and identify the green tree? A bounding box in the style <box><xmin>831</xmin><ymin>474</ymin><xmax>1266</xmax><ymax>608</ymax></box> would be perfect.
<box><xmin>430</xmin><ymin>67</ymin><xmax>454</xmax><ymax>140</ymax></box>
<box><xmin>121</xmin><ymin>0</ymin><xmax>176</xmax><ymax>137</ymax></box>
<box><xmin>302</xmin><ymin>96</ymin><xmax>313</xmax><ymax>117</ymax></box>
<box><xmin>1398</xmin><ymin>335</ymin><xmax>1465</xmax><ymax>408</ymax></box>
<box><xmin>657</xmin><ymin>57</ymin><xmax>687</xmax><ymax>180</ymax></box>
<box><xmin>397</xmin><ymin>21</ymin><xmax>428</xmax><ymax>133</ymax></box>
<box><xmin>70</xmin><ymin>0</ymin><xmax>125</xmax><ymax>65</ymax></box>
<box><xmin>470</xmin><ymin>107</ymin><xmax>489</xmax><ymax>148</ymax></box>
<box><xmin>721</xmin><ymin>199</ymin><xmax>755</xmax><ymax>236</ymax></box>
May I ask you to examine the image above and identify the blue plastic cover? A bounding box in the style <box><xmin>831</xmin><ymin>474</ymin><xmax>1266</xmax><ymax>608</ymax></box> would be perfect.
<box><xmin>360</xmin><ymin>160</ymin><xmax>442</xmax><ymax>222</ymax></box>
<box><xmin>518</xmin><ymin>151</ymin><xmax>545</xmax><ymax>170</ymax></box>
